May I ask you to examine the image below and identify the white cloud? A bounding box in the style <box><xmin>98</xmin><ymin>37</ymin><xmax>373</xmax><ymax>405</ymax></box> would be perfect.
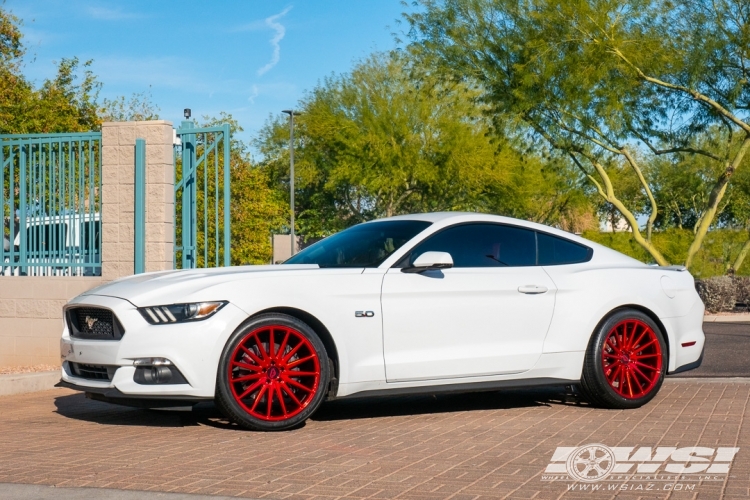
<box><xmin>257</xmin><ymin>6</ymin><xmax>292</xmax><ymax>76</ymax></box>
<box><xmin>248</xmin><ymin>85</ymin><xmax>259</xmax><ymax>104</ymax></box>
<box><xmin>86</xmin><ymin>6</ymin><xmax>141</xmax><ymax>20</ymax></box>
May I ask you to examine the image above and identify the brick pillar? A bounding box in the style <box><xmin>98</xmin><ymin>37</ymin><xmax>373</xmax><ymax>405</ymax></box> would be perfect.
<box><xmin>101</xmin><ymin>121</ymin><xmax>174</xmax><ymax>281</ymax></box>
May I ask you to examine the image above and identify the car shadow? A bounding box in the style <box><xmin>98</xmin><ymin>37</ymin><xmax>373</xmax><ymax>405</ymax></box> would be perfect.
<box><xmin>53</xmin><ymin>393</ymin><xmax>225</xmax><ymax>428</ymax></box>
<box><xmin>54</xmin><ymin>386</ymin><xmax>589</xmax><ymax>430</ymax></box>
<box><xmin>311</xmin><ymin>386</ymin><xmax>589</xmax><ymax>422</ymax></box>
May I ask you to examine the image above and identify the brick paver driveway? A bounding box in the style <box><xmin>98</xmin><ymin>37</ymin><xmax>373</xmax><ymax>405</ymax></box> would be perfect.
<box><xmin>0</xmin><ymin>380</ymin><xmax>749</xmax><ymax>499</ymax></box>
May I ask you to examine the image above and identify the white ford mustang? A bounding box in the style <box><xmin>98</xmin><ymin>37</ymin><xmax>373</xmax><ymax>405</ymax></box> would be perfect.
<box><xmin>59</xmin><ymin>212</ymin><xmax>704</xmax><ymax>430</ymax></box>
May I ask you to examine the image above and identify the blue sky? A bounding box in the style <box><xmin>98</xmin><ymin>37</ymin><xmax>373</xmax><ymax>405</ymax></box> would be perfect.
<box><xmin>5</xmin><ymin>0</ymin><xmax>411</xmax><ymax>148</ymax></box>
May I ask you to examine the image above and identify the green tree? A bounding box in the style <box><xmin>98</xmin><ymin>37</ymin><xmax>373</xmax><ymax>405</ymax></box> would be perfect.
<box><xmin>0</xmin><ymin>5</ymin><xmax>29</xmax><ymax>133</ymax></box>
<box><xmin>99</xmin><ymin>88</ymin><xmax>161</xmax><ymax>122</ymax></box>
<box><xmin>406</xmin><ymin>0</ymin><xmax>750</xmax><ymax>269</ymax></box>
<box><xmin>723</xmin><ymin>166</ymin><xmax>750</xmax><ymax>273</ymax></box>
<box><xmin>1</xmin><ymin>6</ymin><xmax>101</xmax><ymax>134</ymax></box>
<box><xmin>257</xmin><ymin>52</ymin><xmax>584</xmax><ymax>238</ymax></box>
<box><xmin>485</xmin><ymin>152</ymin><xmax>597</xmax><ymax>233</ymax></box>
<box><xmin>24</xmin><ymin>57</ymin><xmax>102</xmax><ymax>133</ymax></box>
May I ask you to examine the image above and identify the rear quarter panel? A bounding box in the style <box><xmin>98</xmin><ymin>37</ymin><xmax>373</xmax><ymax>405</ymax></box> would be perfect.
<box><xmin>541</xmin><ymin>264</ymin><xmax>701</xmax><ymax>372</ymax></box>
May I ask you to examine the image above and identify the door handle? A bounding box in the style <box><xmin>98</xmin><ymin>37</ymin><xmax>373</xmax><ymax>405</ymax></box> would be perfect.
<box><xmin>518</xmin><ymin>285</ymin><xmax>548</xmax><ymax>294</ymax></box>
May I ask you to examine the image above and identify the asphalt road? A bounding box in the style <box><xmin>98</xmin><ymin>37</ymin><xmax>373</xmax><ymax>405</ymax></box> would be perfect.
<box><xmin>669</xmin><ymin>321</ymin><xmax>750</xmax><ymax>378</ymax></box>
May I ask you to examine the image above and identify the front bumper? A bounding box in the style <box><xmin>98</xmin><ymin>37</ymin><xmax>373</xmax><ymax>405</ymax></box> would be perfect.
<box><xmin>60</xmin><ymin>294</ymin><xmax>249</xmax><ymax>398</ymax></box>
<box><xmin>56</xmin><ymin>379</ymin><xmax>211</xmax><ymax>408</ymax></box>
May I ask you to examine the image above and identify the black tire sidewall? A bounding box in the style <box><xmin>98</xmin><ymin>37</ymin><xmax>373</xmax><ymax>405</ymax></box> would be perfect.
<box><xmin>584</xmin><ymin>309</ymin><xmax>667</xmax><ymax>409</ymax></box>
<box><xmin>216</xmin><ymin>313</ymin><xmax>330</xmax><ymax>431</ymax></box>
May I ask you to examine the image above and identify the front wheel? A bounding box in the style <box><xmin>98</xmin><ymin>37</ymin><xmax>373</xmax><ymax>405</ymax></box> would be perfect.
<box><xmin>580</xmin><ymin>309</ymin><xmax>666</xmax><ymax>409</ymax></box>
<box><xmin>216</xmin><ymin>313</ymin><xmax>330</xmax><ymax>431</ymax></box>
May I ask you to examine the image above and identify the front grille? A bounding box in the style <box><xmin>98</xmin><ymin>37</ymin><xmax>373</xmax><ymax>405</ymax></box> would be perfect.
<box><xmin>69</xmin><ymin>362</ymin><xmax>114</xmax><ymax>381</ymax></box>
<box><xmin>66</xmin><ymin>307</ymin><xmax>125</xmax><ymax>340</ymax></box>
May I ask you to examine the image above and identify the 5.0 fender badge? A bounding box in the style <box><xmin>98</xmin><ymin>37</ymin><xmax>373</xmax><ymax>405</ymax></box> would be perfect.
<box><xmin>355</xmin><ymin>311</ymin><xmax>375</xmax><ymax>318</ymax></box>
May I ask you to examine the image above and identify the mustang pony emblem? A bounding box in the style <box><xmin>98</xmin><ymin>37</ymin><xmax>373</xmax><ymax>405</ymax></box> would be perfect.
<box><xmin>84</xmin><ymin>316</ymin><xmax>99</xmax><ymax>330</ymax></box>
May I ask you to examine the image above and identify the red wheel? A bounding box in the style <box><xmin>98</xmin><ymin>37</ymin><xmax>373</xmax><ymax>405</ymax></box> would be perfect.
<box><xmin>600</xmin><ymin>319</ymin><xmax>663</xmax><ymax>399</ymax></box>
<box><xmin>216</xmin><ymin>313</ymin><xmax>329</xmax><ymax>430</ymax></box>
<box><xmin>580</xmin><ymin>309</ymin><xmax>666</xmax><ymax>409</ymax></box>
<box><xmin>228</xmin><ymin>325</ymin><xmax>321</xmax><ymax>421</ymax></box>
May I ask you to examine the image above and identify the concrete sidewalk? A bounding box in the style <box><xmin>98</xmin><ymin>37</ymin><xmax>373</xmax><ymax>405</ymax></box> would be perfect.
<box><xmin>0</xmin><ymin>483</ymin><xmax>247</xmax><ymax>500</ymax></box>
<box><xmin>703</xmin><ymin>313</ymin><xmax>750</xmax><ymax>322</ymax></box>
<box><xmin>0</xmin><ymin>370</ymin><xmax>59</xmax><ymax>397</ymax></box>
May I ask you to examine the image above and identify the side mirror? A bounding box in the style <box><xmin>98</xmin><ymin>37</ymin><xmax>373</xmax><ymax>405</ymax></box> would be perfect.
<box><xmin>401</xmin><ymin>251</ymin><xmax>454</xmax><ymax>273</ymax></box>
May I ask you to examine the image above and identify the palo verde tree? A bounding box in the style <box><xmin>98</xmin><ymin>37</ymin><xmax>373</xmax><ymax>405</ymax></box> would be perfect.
<box><xmin>406</xmin><ymin>0</ymin><xmax>750</xmax><ymax>268</ymax></box>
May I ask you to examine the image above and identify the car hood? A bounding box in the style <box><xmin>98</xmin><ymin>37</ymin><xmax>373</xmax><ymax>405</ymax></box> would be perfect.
<box><xmin>80</xmin><ymin>265</ymin><xmax>320</xmax><ymax>306</ymax></box>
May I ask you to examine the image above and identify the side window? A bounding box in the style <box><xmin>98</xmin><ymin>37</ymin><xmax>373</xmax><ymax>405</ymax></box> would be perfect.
<box><xmin>537</xmin><ymin>232</ymin><xmax>592</xmax><ymax>265</ymax></box>
<box><xmin>407</xmin><ymin>223</ymin><xmax>536</xmax><ymax>268</ymax></box>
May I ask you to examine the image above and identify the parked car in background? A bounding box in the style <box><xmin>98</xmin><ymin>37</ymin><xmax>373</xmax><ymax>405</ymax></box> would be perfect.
<box><xmin>2</xmin><ymin>212</ymin><xmax>100</xmax><ymax>276</ymax></box>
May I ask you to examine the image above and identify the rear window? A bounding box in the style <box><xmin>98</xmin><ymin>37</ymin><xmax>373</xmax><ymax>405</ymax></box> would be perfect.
<box><xmin>537</xmin><ymin>232</ymin><xmax>592</xmax><ymax>265</ymax></box>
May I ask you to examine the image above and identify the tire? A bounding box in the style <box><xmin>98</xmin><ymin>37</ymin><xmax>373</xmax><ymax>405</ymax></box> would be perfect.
<box><xmin>215</xmin><ymin>313</ymin><xmax>330</xmax><ymax>431</ymax></box>
<box><xmin>580</xmin><ymin>309</ymin><xmax>667</xmax><ymax>409</ymax></box>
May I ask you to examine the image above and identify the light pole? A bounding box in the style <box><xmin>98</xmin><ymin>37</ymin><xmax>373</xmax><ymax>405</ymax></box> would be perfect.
<box><xmin>282</xmin><ymin>109</ymin><xmax>301</xmax><ymax>256</ymax></box>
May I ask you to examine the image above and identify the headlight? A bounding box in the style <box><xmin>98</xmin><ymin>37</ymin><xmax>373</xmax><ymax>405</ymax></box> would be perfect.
<box><xmin>138</xmin><ymin>301</ymin><xmax>227</xmax><ymax>324</ymax></box>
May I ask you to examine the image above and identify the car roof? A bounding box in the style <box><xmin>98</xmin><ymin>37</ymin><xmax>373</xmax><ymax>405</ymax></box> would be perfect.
<box><xmin>370</xmin><ymin>212</ymin><xmax>577</xmax><ymax>239</ymax></box>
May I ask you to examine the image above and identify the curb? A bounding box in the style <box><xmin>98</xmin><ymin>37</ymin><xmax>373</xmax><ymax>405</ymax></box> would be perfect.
<box><xmin>0</xmin><ymin>483</ymin><xmax>250</xmax><ymax>500</ymax></box>
<box><xmin>0</xmin><ymin>371</ymin><xmax>61</xmax><ymax>397</ymax></box>
<box><xmin>703</xmin><ymin>314</ymin><xmax>750</xmax><ymax>323</ymax></box>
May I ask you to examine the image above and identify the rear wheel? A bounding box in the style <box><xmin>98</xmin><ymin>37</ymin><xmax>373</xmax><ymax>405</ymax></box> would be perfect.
<box><xmin>580</xmin><ymin>309</ymin><xmax>666</xmax><ymax>409</ymax></box>
<box><xmin>216</xmin><ymin>313</ymin><xmax>329</xmax><ymax>431</ymax></box>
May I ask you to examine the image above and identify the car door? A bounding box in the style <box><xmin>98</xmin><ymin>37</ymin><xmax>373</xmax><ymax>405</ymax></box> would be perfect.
<box><xmin>381</xmin><ymin>223</ymin><xmax>556</xmax><ymax>382</ymax></box>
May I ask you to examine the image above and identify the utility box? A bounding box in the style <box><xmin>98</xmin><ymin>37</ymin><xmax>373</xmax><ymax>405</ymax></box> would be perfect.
<box><xmin>272</xmin><ymin>234</ymin><xmax>306</xmax><ymax>264</ymax></box>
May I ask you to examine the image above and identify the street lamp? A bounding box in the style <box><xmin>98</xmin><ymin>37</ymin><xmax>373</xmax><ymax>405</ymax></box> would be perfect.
<box><xmin>282</xmin><ymin>109</ymin><xmax>301</xmax><ymax>256</ymax></box>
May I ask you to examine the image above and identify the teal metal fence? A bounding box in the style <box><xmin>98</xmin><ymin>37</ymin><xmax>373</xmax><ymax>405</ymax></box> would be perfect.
<box><xmin>1</xmin><ymin>132</ymin><xmax>102</xmax><ymax>276</ymax></box>
<box><xmin>134</xmin><ymin>138</ymin><xmax>146</xmax><ymax>274</ymax></box>
<box><xmin>174</xmin><ymin>122</ymin><xmax>231</xmax><ymax>269</ymax></box>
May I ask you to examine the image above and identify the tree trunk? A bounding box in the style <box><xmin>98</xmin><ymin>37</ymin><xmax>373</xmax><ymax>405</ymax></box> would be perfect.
<box><xmin>685</xmin><ymin>135</ymin><xmax>750</xmax><ymax>268</ymax></box>
<box><xmin>586</xmin><ymin>156</ymin><xmax>669</xmax><ymax>266</ymax></box>
<box><xmin>729</xmin><ymin>235</ymin><xmax>750</xmax><ymax>275</ymax></box>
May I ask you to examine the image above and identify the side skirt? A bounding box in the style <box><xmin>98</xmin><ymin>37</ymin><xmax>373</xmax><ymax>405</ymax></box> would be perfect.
<box><xmin>333</xmin><ymin>377</ymin><xmax>579</xmax><ymax>400</ymax></box>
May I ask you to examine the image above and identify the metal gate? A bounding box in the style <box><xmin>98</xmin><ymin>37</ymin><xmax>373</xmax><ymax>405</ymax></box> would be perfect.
<box><xmin>174</xmin><ymin>122</ymin><xmax>231</xmax><ymax>269</ymax></box>
<box><xmin>1</xmin><ymin>132</ymin><xmax>102</xmax><ymax>276</ymax></box>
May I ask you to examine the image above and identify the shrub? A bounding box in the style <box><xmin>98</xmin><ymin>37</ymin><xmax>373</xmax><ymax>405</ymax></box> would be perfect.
<box><xmin>733</xmin><ymin>276</ymin><xmax>750</xmax><ymax>308</ymax></box>
<box><xmin>695</xmin><ymin>276</ymin><xmax>736</xmax><ymax>313</ymax></box>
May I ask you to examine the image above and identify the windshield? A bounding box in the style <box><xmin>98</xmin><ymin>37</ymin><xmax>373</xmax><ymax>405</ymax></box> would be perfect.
<box><xmin>285</xmin><ymin>220</ymin><xmax>432</xmax><ymax>268</ymax></box>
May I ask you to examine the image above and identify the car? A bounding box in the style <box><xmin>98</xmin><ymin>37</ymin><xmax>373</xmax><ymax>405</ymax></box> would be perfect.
<box><xmin>3</xmin><ymin>212</ymin><xmax>101</xmax><ymax>276</ymax></box>
<box><xmin>58</xmin><ymin>212</ymin><xmax>705</xmax><ymax>431</ymax></box>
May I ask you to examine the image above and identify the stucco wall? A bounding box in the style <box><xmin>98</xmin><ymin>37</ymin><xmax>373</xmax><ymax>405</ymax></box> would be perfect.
<box><xmin>0</xmin><ymin>277</ymin><xmax>104</xmax><ymax>367</ymax></box>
